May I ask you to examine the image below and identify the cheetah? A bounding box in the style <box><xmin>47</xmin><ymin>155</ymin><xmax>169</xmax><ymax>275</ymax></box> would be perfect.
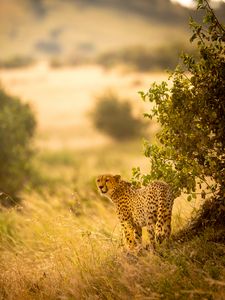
<box><xmin>96</xmin><ymin>174</ymin><xmax>174</xmax><ymax>250</ymax></box>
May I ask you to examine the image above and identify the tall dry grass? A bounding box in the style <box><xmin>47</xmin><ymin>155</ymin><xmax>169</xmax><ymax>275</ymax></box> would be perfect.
<box><xmin>0</xmin><ymin>144</ymin><xmax>224</xmax><ymax>299</ymax></box>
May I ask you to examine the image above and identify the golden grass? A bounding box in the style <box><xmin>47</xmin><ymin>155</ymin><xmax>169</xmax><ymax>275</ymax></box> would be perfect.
<box><xmin>1</xmin><ymin>193</ymin><xmax>224</xmax><ymax>300</ymax></box>
<box><xmin>0</xmin><ymin>144</ymin><xmax>224</xmax><ymax>300</ymax></box>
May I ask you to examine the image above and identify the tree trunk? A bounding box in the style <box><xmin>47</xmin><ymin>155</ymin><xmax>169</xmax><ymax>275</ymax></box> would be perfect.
<box><xmin>172</xmin><ymin>193</ymin><xmax>225</xmax><ymax>243</ymax></box>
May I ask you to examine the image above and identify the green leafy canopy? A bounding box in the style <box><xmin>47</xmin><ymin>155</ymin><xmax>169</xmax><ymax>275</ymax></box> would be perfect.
<box><xmin>133</xmin><ymin>0</ymin><xmax>225</xmax><ymax>201</ymax></box>
<box><xmin>0</xmin><ymin>87</ymin><xmax>36</xmax><ymax>202</ymax></box>
<box><xmin>91</xmin><ymin>90</ymin><xmax>146</xmax><ymax>141</ymax></box>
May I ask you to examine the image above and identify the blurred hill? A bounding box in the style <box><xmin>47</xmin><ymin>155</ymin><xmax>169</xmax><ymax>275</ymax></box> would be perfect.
<box><xmin>27</xmin><ymin>0</ymin><xmax>189</xmax><ymax>22</ymax></box>
<box><xmin>0</xmin><ymin>0</ymin><xmax>224</xmax><ymax>66</ymax></box>
<box><xmin>20</xmin><ymin>0</ymin><xmax>225</xmax><ymax>23</ymax></box>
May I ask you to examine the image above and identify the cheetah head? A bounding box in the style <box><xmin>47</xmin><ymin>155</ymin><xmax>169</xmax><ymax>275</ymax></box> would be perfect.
<box><xmin>96</xmin><ymin>174</ymin><xmax>121</xmax><ymax>197</ymax></box>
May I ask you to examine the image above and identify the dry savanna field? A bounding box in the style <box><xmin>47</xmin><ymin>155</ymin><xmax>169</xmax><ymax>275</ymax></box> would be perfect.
<box><xmin>0</xmin><ymin>65</ymin><xmax>225</xmax><ymax>300</ymax></box>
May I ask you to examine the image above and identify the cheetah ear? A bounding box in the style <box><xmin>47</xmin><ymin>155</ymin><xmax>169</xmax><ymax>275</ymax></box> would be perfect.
<box><xmin>114</xmin><ymin>175</ymin><xmax>121</xmax><ymax>182</ymax></box>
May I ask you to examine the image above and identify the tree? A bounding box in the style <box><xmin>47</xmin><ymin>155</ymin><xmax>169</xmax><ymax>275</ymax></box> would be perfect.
<box><xmin>91</xmin><ymin>90</ymin><xmax>146</xmax><ymax>141</ymax></box>
<box><xmin>0</xmin><ymin>88</ymin><xmax>36</xmax><ymax>205</ymax></box>
<box><xmin>133</xmin><ymin>0</ymin><xmax>225</xmax><ymax>235</ymax></box>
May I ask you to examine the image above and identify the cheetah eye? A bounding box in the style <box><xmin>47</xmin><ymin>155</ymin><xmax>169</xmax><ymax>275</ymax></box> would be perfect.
<box><xmin>97</xmin><ymin>179</ymin><xmax>100</xmax><ymax>183</ymax></box>
<box><xmin>106</xmin><ymin>178</ymin><xmax>109</xmax><ymax>182</ymax></box>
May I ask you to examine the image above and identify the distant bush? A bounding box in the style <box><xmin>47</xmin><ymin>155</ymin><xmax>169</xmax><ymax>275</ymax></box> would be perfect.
<box><xmin>50</xmin><ymin>57</ymin><xmax>64</xmax><ymax>68</ymax></box>
<box><xmin>98</xmin><ymin>43</ymin><xmax>196</xmax><ymax>72</ymax></box>
<box><xmin>0</xmin><ymin>88</ymin><xmax>36</xmax><ymax>204</ymax></box>
<box><xmin>0</xmin><ymin>56</ymin><xmax>34</xmax><ymax>69</ymax></box>
<box><xmin>91</xmin><ymin>90</ymin><xmax>145</xmax><ymax>141</ymax></box>
<box><xmin>35</xmin><ymin>40</ymin><xmax>62</xmax><ymax>54</ymax></box>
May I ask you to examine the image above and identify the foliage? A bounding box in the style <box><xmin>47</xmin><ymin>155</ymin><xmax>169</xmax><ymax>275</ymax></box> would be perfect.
<box><xmin>133</xmin><ymin>0</ymin><xmax>225</xmax><ymax>202</ymax></box>
<box><xmin>91</xmin><ymin>90</ymin><xmax>146</xmax><ymax>141</ymax></box>
<box><xmin>0</xmin><ymin>87</ymin><xmax>36</xmax><ymax>202</ymax></box>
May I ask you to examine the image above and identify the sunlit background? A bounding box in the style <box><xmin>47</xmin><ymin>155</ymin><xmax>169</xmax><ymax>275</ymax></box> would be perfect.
<box><xmin>0</xmin><ymin>0</ymin><xmax>224</xmax><ymax>149</ymax></box>
<box><xmin>173</xmin><ymin>0</ymin><xmax>225</xmax><ymax>7</ymax></box>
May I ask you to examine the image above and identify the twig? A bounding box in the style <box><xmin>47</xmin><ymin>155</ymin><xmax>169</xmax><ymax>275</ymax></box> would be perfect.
<box><xmin>205</xmin><ymin>278</ymin><xmax>225</xmax><ymax>287</ymax></box>
<box><xmin>204</xmin><ymin>0</ymin><xmax>225</xmax><ymax>34</ymax></box>
<box><xmin>181</xmin><ymin>289</ymin><xmax>212</xmax><ymax>295</ymax></box>
<box><xmin>0</xmin><ymin>191</ymin><xmax>16</xmax><ymax>204</ymax></box>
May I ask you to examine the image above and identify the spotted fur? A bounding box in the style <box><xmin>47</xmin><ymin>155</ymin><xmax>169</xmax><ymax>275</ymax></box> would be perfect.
<box><xmin>96</xmin><ymin>174</ymin><xmax>174</xmax><ymax>249</ymax></box>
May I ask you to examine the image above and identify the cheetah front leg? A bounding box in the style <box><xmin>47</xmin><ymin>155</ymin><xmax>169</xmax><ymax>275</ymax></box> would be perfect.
<box><xmin>146</xmin><ymin>216</ymin><xmax>156</xmax><ymax>250</ymax></box>
<box><xmin>134</xmin><ymin>225</ymin><xmax>142</xmax><ymax>245</ymax></box>
<box><xmin>120</xmin><ymin>221</ymin><xmax>137</xmax><ymax>249</ymax></box>
<box><xmin>155</xmin><ymin>210</ymin><xmax>172</xmax><ymax>244</ymax></box>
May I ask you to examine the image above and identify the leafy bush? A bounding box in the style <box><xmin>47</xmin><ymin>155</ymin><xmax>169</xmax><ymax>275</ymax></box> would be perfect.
<box><xmin>91</xmin><ymin>90</ymin><xmax>145</xmax><ymax>141</ymax></box>
<box><xmin>133</xmin><ymin>0</ymin><xmax>225</xmax><ymax>203</ymax></box>
<box><xmin>0</xmin><ymin>88</ymin><xmax>36</xmax><ymax>203</ymax></box>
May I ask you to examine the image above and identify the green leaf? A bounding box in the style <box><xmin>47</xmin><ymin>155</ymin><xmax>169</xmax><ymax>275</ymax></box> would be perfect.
<box><xmin>190</xmin><ymin>33</ymin><xmax>197</xmax><ymax>43</ymax></box>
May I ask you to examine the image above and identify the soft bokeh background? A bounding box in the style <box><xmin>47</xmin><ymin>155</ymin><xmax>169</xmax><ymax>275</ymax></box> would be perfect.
<box><xmin>0</xmin><ymin>1</ymin><xmax>205</xmax><ymax>146</ymax></box>
<box><xmin>0</xmin><ymin>0</ymin><xmax>224</xmax><ymax>150</ymax></box>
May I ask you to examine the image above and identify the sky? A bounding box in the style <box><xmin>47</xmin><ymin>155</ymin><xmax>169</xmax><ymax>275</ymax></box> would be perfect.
<box><xmin>172</xmin><ymin>0</ymin><xmax>225</xmax><ymax>8</ymax></box>
<box><xmin>172</xmin><ymin>0</ymin><xmax>195</xmax><ymax>8</ymax></box>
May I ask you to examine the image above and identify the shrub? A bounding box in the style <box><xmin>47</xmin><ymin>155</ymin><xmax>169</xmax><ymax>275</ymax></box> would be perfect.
<box><xmin>133</xmin><ymin>1</ymin><xmax>225</xmax><ymax>207</ymax></box>
<box><xmin>0</xmin><ymin>88</ymin><xmax>36</xmax><ymax>203</ymax></box>
<box><xmin>91</xmin><ymin>90</ymin><xmax>145</xmax><ymax>141</ymax></box>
